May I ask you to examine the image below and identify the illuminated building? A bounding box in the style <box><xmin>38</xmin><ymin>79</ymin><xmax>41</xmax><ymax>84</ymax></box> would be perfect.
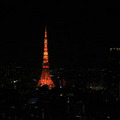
<box><xmin>37</xmin><ymin>26</ymin><xmax>55</xmax><ymax>90</ymax></box>
<box><xmin>0</xmin><ymin>64</ymin><xmax>25</xmax><ymax>89</ymax></box>
<box><xmin>110</xmin><ymin>48</ymin><xmax>120</xmax><ymax>52</ymax></box>
<box><xmin>109</xmin><ymin>47</ymin><xmax>120</xmax><ymax>100</ymax></box>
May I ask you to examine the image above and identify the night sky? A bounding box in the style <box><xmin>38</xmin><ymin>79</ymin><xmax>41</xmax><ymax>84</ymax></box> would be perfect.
<box><xmin>0</xmin><ymin>1</ymin><xmax>120</xmax><ymax>68</ymax></box>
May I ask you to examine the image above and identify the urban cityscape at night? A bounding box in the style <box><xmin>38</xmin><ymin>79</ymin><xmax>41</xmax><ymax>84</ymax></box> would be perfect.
<box><xmin>0</xmin><ymin>1</ymin><xmax>120</xmax><ymax>120</ymax></box>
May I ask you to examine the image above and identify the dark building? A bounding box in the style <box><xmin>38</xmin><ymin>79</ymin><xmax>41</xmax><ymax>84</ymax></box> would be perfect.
<box><xmin>108</xmin><ymin>48</ymin><xmax>120</xmax><ymax>100</ymax></box>
<box><xmin>0</xmin><ymin>64</ymin><xmax>25</xmax><ymax>90</ymax></box>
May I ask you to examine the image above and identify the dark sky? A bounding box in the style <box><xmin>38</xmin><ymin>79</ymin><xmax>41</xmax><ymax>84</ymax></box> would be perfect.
<box><xmin>0</xmin><ymin>1</ymin><xmax>120</xmax><ymax>68</ymax></box>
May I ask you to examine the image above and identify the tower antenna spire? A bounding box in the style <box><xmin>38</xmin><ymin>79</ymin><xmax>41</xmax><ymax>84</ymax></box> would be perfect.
<box><xmin>45</xmin><ymin>26</ymin><xmax>47</xmax><ymax>38</ymax></box>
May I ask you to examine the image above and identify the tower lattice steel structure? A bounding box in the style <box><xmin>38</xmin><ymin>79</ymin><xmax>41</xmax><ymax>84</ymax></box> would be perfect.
<box><xmin>37</xmin><ymin>26</ymin><xmax>55</xmax><ymax>90</ymax></box>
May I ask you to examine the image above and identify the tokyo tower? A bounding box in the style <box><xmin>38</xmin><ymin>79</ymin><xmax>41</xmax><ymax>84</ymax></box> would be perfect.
<box><xmin>37</xmin><ymin>26</ymin><xmax>55</xmax><ymax>90</ymax></box>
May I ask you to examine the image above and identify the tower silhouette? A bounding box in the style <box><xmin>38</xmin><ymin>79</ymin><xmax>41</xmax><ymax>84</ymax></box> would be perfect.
<box><xmin>37</xmin><ymin>26</ymin><xmax>55</xmax><ymax>90</ymax></box>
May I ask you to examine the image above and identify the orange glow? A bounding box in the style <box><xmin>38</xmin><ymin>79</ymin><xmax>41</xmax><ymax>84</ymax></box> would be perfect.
<box><xmin>45</xmin><ymin>33</ymin><xmax>47</xmax><ymax>38</ymax></box>
<box><xmin>43</xmin><ymin>56</ymin><xmax>48</xmax><ymax>60</ymax></box>
<box><xmin>37</xmin><ymin>68</ymin><xmax>55</xmax><ymax>90</ymax></box>
<box><xmin>44</xmin><ymin>40</ymin><xmax>47</xmax><ymax>44</ymax></box>
<box><xmin>37</xmin><ymin>26</ymin><xmax>55</xmax><ymax>90</ymax></box>
<box><xmin>44</xmin><ymin>52</ymin><xmax>48</xmax><ymax>55</ymax></box>
<box><xmin>44</xmin><ymin>44</ymin><xmax>47</xmax><ymax>48</ymax></box>
<box><xmin>45</xmin><ymin>26</ymin><xmax>47</xmax><ymax>38</ymax></box>
<box><xmin>43</xmin><ymin>60</ymin><xmax>48</xmax><ymax>63</ymax></box>
<box><xmin>44</xmin><ymin>48</ymin><xmax>47</xmax><ymax>51</ymax></box>
<box><xmin>43</xmin><ymin>66</ymin><xmax>49</xmax><ymax>68</ymax></box>
<box><xmin>43</xmin><ymin>55</ymin><xmax>48</xmax><ymax>58</ymax></box>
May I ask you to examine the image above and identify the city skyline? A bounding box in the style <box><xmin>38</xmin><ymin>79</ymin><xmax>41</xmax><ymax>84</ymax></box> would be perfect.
<box><xmin>0</xmin><ymin>2</ymin><xmax>119</xmax><ymax>120</ymax></box>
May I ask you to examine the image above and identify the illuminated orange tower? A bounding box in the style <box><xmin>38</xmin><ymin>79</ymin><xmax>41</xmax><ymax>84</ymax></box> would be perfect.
<box><xmin>37</xmin><ymin>26</ymin><xmax>55</xmax><ymax>90</ymax></box>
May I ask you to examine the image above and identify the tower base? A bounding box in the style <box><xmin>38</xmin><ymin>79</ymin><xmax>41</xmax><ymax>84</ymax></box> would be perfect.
<box><xmin>37</xmin><ymin>69</ymin><xmax>55</xmax><ymax>90</ymax></box>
